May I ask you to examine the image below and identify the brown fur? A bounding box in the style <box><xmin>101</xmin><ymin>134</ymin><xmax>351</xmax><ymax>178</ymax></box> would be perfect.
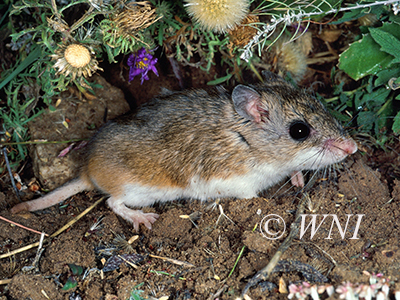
<box><xmin>11</xmin><ymin>72</ymin><xmax>356</xmax><ymax>231</ymax></box>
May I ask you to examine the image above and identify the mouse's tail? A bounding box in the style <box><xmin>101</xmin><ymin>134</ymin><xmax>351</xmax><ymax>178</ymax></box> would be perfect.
<box><xmin>11</xmin><ymin>177</ymin><xmax>91</xmax><ymax>214</ymax></box>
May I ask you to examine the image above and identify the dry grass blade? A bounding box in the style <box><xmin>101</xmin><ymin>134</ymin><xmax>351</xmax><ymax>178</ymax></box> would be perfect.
<box><xmin>0</xmin><ymin>241</ymin><xmax>41</xmax><ymax>260</ymax></box>
<box><xmin>0</xmin><ymin>215</ymin><xmax>49</xmax><ymax>236</ymax></box>
<box><xmin>0</xmin><ymin>279</ymin><xmax>12</xmax><ymax>285</ymax></box>
<box><xmin>149</xmin><ymin>254</ymin><xmax>196</xmax><ymax>268</ymax></box>
<box><xmin>117</xmin><ymin>254</ymin><xmax>138</xmax><ymax>269</ymax></box>
<box><xmin>49</xmin><ymin>196</ymin><xmax>105</xmax><ymax>238</ymax></box>
<box><xmin>0</xmin><ymin>197</ymin><xmax>105</xmax><ymax>260</ymax></box>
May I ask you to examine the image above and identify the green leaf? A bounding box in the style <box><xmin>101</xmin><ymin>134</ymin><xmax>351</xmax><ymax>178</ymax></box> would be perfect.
<box><xmin>369</xmin><ymin>27</ymin><xmax>400</xmax><ymax>64</ymax></box>
<box><xmin>375</xmin><ymin>64</ymin><xmax>400</xmax><ymax>86</ymax></box>
<box><xmin>338</xmin><ymin>34</ymin><xmax>393</xmax><ymax>80</ymax></box>
<box><xmin>339</xmin><ymin>23</ymin><xmax>400</xmax><ymax>81</ymax></box>
<box><xmin>128</xmin><ymin>283</ymin><xmax>145</xmax><ymax>300</ymax></box>
<box><xmin>59</xmin><ymin>0</ymin><xmax>88</xmax><ymax>13</ymax></box>
<box><xmin>357</xmin><ymin>111</ymin><xmax>376</xmax><ymax>133</ymax></box>
<box><xmin>61</xmin><ymin>276</ymin><xmax>77</xmax><ymax>291</ymax></box>
<box><xmin>393</xmin><ymin>111</ymin><xmax>400</xmax><ymax>135</ymax></box>
<box><xmin>392</xmin><ymin>77</ymin><xmax>400</xmax><ymax>90</ymax></box>
<box><xmin>0</xmin><ymin>46</ymin><xmax>42</xmax><ymax>90</ymax></box>
<box><xmin>331</xmin><ymin>9</ymin><xmax>365</xmax><ymax>24</ymax></box>
<box><xmin>329</xmin><ymin>109</ymin><xmax>350</xmax><ymax>122</ymax></box>
<box><xmin>331</xmin><ymin>3</ymin><xmax>385</xmax><ymax>25</ymax></box>
<box><xmin>357</xmin><ymin>87</ymin><xmax>391</xmax><ymax>108</ymax></box>
<box><xmin>389</xmin><ymin>13</ymin><xmax>400</xmax><ymax>25</ymax></box>
<box><xmin>376</xmin><ymin>22</ymin><xmax>400</xmax><ymax>42</ymax></box>
<box><xmin>68</xmin><ymin>263</ymin><xmax>84</xmax><ymax>276</ymax></box>
<box><xmin>207</xmin><ymin>73</ymin><xmax>233</xmax><ymax>85</ymax></box>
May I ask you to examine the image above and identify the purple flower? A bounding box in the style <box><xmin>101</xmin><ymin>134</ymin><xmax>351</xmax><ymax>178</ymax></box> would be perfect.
<box><xmin>127</xmin><ymin>47</ymin><xmax>159</xmax><ymax>84</ymax></box>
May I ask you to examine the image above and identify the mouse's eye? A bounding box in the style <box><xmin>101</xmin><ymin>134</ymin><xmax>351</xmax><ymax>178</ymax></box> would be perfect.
<box><xmin>289</xmin><ymin>121</ymin><xmax>310</xmax><ymax>141</ymax></box>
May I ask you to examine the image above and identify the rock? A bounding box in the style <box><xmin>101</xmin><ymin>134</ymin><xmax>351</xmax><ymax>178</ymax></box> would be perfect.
<box><xmin>28</xmin><ymin>75</ymin><xmax>130</xmax><ymax>189</ymax></box>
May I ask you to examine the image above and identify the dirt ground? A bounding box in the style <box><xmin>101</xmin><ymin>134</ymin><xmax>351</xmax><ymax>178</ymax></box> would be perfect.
<box><xmin>1</xmin><ymin>22</ymin><xmax>400</xmax><ymax>300</ymax></box>
<box><xmin>1</xmin><ymin>146</ymin><xmax>400</xmax><ymax>300</ymax></box>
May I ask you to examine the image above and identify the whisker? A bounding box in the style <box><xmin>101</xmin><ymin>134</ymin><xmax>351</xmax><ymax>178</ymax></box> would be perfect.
<box><xmin>270</xmin><ymin>135</ymin><xmax>357</xmax><ymax>201</ymax></box>
<box><xmin>270</xmin><ymin>176</ymin><xmax>297</xmax><ymax>198</ymax></box>
<box><xmin>270</xmin><ymin>148</ymin><xmax>327</xmax><ymax>198</ymax></box>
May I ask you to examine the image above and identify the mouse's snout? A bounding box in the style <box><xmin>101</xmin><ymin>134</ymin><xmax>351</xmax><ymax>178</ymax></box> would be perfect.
<box><xmin>324</xmin><ymin>137</ymin><xmax>358</xmax><ymax>158</ymax></box>
<box><xmin>341</xmin><ymin>138</ymin><xmax>358</xmax><ymax>155</ymax></box>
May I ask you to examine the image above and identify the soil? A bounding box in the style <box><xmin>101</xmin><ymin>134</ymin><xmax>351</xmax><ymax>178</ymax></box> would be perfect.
<box><xmin>2</xmin><ymin>153</ymin><xmax>400</xmax><ymax>300</ymax></box>
<box><xmin>1</xmin><ymin>21</ymin><xmax>400</xmax><ymax>300</ymax></box>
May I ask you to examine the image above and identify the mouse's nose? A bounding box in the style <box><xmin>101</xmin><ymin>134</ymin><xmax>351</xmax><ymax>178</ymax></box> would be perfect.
<box><xmin>341</xmin><ymin>138</ymin><xmax>358</xmax><ymax>155</ymax></box>
<box><xmin>324</xmin><ymin>137</ymin><xmax>358</xmax><ymax>157</ymax></box>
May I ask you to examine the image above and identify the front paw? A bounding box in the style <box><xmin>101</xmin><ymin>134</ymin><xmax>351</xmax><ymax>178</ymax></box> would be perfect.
<box><xmin>290</xmin><ymin>171</ymin><xmax>304</xmax><ymax>187</ymax></box>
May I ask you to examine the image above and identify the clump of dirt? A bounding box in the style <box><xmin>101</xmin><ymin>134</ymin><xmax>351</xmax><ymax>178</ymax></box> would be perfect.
<box><xmin>8</xmin><ymin>274</ymin><xmax>61</xmax><ymax>300</ymax></box>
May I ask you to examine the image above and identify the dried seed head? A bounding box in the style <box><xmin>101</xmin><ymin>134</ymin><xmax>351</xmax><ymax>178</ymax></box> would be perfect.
<box><xmin>64</xmin><ymin>44</ymin><xmax>91</xmax><ymax>68</ymax></box>
<box><xmin>113</xmin><ymin>234</ymin><xmax>135</xmax><ymax>253</ymax></box>
<box><xmin>228</xmin><ymin>14</ymin><xmax>259</xmax><ymax>47</ymax></box>
<box><xmin>51</xmin><ymin>41</ymin><xmax>103</xmax><ymax>81</ymax></box>
<box><xmin>185</xmin><ymin>0</ymin><xmax>250</xmax><ymax>33</ymax></box>
<box><xmin>112</xmin><ymin>2</ymin><xmax>161</xmax><ymax>40</ymax></box>
<box><xmin>270</xmin><ymin>35</ymin><xmax>309</xmax><ymax>82</ymax></box>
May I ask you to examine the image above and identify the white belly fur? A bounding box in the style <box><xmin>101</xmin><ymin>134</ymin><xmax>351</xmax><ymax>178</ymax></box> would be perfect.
<box><xmin>119</xmin><ymin>163</ymin><xmax>291</xmax><ymax>208</ymax></box>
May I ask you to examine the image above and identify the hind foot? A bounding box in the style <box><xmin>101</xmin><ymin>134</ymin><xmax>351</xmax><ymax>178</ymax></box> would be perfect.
<box><xmin>127</xmin><ymin>210</ymin><xmax>159</xmax><ymax>231</ymax></box>
<box><xmin>106</xmin><ymin>197</ymin><xmax>159</xmax><ymax>231</ymax></box>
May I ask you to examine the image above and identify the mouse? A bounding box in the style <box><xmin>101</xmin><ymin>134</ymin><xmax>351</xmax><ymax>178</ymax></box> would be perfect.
<box><xmin>11</xmin><ymin>71</ymin><xmax>357</xmax><ymax>231</ymax></box>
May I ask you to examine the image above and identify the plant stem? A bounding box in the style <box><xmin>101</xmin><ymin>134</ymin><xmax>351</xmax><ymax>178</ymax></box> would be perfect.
<box><xmin>0</xmin><ymin>138</ymin><xmax>87</xmax><ymax>146</ymax></box>
<box><xmin>241</xmin><ymin>0</ymin><xmax>400</xmax><ymax>61</ymax></box>
<box><xmin>2</xmin><ymin>147</ymin><xmax>21</xmax><ymax>202</ymax></box>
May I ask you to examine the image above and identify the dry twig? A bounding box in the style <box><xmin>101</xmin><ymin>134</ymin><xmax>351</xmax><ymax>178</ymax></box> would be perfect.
<box><xmin>0</xmin><ymin>197</ymin><xmax>105</xmax><ymax>260</ymax></box>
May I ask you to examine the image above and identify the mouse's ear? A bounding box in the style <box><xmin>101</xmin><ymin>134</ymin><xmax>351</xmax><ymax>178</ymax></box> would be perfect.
<box><xmin>232</xmin><ymin>85</ymin><xmax>265</xmax><ymax>123</ymax></box>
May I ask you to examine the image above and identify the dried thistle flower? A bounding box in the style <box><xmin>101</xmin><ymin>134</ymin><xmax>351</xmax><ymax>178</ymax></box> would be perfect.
<box><xmin>184</xmin><ymin>0</ymin><xmax>250</xmax><ymax>33</ymax></box>
<box><xmin>111</xmin><ymin>1</ymin><xmax>161</xmax><ymax>41</ymax></box>
<box><xmin>270</xmin><ymin>33</ymin><xmax>311</xmax><ymax>82</ymax></box>
<box><xmin>228</xmin><ymin>14</ymin><xmax>259</xmax><ymax>47</ymax></box>
<box><xmin>51</xmin><ymin>41</ymin><xmax>103</xmax><ymax>81</ymax></box>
